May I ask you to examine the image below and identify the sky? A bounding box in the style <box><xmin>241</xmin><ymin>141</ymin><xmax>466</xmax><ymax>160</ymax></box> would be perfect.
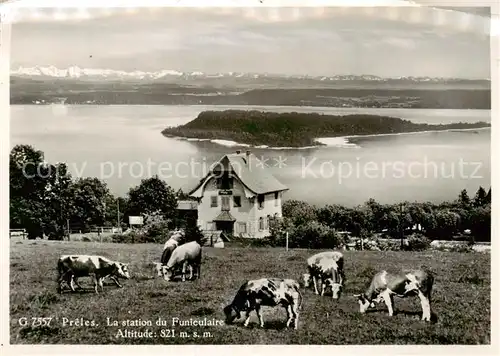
<box><xmin>9</xmin><ymin>4</ymin><xmax>492</xmax><ymax>78</ymax></box>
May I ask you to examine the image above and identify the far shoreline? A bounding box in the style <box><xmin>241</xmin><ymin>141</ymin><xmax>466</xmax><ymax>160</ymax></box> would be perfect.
<box><xmin>166</xmin><ymin>126</ymin><xmax>491</xmax><ymax>150</ymax></box>
<box><xmin>10</xmin><ymin>103</ymin><xmax>493</xmax><ymax>112</ymax></box>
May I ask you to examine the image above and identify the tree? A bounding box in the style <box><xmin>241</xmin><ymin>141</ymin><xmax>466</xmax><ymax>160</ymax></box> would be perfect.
<box><xmin>457</xmin><ymin>189</ymin><xmax>471</xmax><ymax>209</ymax></box>
<box><xmin>346</xmin><ymin>205</ymin><xmax>374</xmax><ymax>238</ymax></box>
<box><xmin>364</xmin><ymin>198</ymin><xmax>387</xmax><ymax>232</ymax></box>
<box><xmin>427</xmin><ymin>210</ymin><xmax>461</xmax><ymax>240</ymax></box>
<box><xmin>70</xmin><ymin>177</ymin><xmax>110</xmax><ymax>231</ymax></box>
<box><xmin>473</xmin><ymin>186</ymin><xmax>488</xmax><ymax>207</ymax></box>
<box><xmin>10</xmin><ymin>145</ymin><xmax>51</xmax><ymax>238</ymax></box>
<box><xmin>381</xmin><ymin>210</ymin><xmax>401</xmax><ymax>238</ymax></box>
<box><xmin>176</xmin><ymin>188</ymin><xmax>193</xmax><ymax>201</ymax></box>
<box><xmin>486</xmin><ymin>187</ymin><xmax>491</xmax><ymax>204</ymax></box>
<box><xmin>282</xmin><ymin>199</ymin><xmax>317</xmax><ymax>226</ymax></box>
<box><xmin>126</xmin><ymin>175</ymin><xmax>178</xmax><ymax>224</ymax></box>
<box><xmin>43</xmin><ymin>162</ymin><xmax>74</xmax><ymax>239</ymax></box>
<box><xmin>316</xmin><ymin>204</ymin><xmax>351</xmax><ymax>231</ymax></box>
<box><xmin>469</xmin><ymin>204</ymin><xmax>491</xmax><ymax>242</ymax></box>
<box><xmin>104</xmin><ymin>195</ymin><xmax>128</xmax><ymax>228</ymax></box>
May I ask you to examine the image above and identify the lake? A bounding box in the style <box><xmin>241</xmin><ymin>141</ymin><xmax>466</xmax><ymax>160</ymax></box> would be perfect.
<box><xmin>10</xmin><ymin>105</ymin><xmax>491</xmax><ymax>207</ymax></box>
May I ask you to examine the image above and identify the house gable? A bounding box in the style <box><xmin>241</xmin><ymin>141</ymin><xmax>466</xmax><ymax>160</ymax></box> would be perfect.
<box><xmin>188</xmin><ymin>150</ymin><xmax>288</xmax><ymax>199</ymax></box>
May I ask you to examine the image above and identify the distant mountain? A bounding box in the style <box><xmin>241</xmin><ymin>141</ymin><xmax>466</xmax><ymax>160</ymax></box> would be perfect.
<box><xmin>11</xmin><ymin>65</ymin><xmax>490</xmax><ymax>85</ymax></box>
<box><xmin>9</xmin><ymin>65</ymin><xmax>491</xmax><ymax>109</ymax></box>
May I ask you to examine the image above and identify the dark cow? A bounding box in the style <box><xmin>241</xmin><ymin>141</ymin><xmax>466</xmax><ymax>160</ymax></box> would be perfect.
<box><xmin>223</xmin><ymin>278</ymin><xmax>303</xmax><ymax>329</ymax></box>
<box><xmin>158</xmin><ymin>230</ymin><xmax>184</xmax><ymax>277</ymax></box>
<box><xmin>57</xmin><ymin>255</ymin><xmax>130</xmax><ymax>294</ymax></box>
<box><xmin>354</xmin><ymin>269</ymin><xmax>434</xmax><ymax>321</ymax></box>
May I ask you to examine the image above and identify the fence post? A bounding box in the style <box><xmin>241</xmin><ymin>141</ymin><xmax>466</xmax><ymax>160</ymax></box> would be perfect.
<box><xmin>286</xmin><ymin>232</ymin><xmax>289</xmax><ymax>252</ymax></box>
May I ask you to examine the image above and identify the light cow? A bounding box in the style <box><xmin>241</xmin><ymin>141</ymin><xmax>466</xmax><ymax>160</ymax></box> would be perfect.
<box><xmin>163</xmin><ymin>240</ymin><xmax>202</xmax><ymax>282</ymax></box>
<box><xmin>223</xmin><ymin>278</ymin><xmax>303</xmax><ymax>329</ymax></box>
<box><xmin>304</xmin><ymin>251</ymin><xmax>345</xmax><ymax>299</ymax></box>
<box><xmin>163</xmin><ymin>229</ymin><xmax>184</xmax><ymax>251</ymax></box>
<box><xmin>57</xmin><ymin>255</ymin><xmax>130</xmax><ymax>294</ymax></box>
<box><xmin>354</xmin><ymin>269</ymin><xmax>434</xmax><ymax>322</ymax></box>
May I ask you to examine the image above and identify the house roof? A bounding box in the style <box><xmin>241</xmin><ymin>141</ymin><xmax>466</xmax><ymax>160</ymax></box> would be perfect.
<box><xmin>213</xmin><ymin>211</ymin><xmax>236</xmax><ymax>222</ymax></box>
<box><xmin>188</xmin><ymin>151</ymin><xmax>289</xmax><ymax>197</ymax></box>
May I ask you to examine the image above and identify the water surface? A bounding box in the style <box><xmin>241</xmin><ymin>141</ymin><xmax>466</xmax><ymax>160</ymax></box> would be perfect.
<box><xmin>10</xmin><ymin>105</ymin><xmax>491</xmax><ymax>207</ymax></box>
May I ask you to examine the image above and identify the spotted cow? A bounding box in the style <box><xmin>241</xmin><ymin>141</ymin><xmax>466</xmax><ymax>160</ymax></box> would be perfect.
<box><xmin>354</xmin><ymin>269</ymin><xmax>434</xmax><ymax>321</ymax></box>
<box><xmin>305</xmin><ymin>251</ymin><xmax>345</xmax><ymax>299</ymax></box>
<box><xmin>223</xmin><ymin>278</ymin><xmax>303</xmax><ymax>329</ymax></box>
<box><xmin>57</xmin><ymin>255</ymin><xmax>130</xmax><ymax>294</ymax></box>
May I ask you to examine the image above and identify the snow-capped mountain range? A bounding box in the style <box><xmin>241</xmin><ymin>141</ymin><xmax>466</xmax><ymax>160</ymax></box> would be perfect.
<box><xmin>11</xmin><ymin>65</ymin><xmax>487</xmax><ymax>82</ymax></box>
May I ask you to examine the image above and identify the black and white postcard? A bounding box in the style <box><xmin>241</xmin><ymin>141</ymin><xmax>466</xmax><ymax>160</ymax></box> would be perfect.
<box><xmin>2</xmin><ymin>0</ymin><xmax>497</xmax><ymax>352</ymax></box>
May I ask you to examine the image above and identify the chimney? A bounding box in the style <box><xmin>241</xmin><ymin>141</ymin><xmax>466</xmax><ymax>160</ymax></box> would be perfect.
<box><xmin>236</xmin><ymin>150</ymin><xmax>241</xmax><ymax>154</ymax></box>
<box><xmin>245</xmin><ymin>150</ymin><xmax>251</xmax><ymax>166</ymax></box>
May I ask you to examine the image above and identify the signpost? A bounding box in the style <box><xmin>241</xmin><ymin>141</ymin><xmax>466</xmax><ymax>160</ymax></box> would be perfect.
<box><xmin>129</xmin><ymin>216</ymin><xmax>144</xmax><ymax>226</ymax></box>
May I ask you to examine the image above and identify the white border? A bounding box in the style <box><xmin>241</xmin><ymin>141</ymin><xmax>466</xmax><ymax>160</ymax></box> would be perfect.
<box><xmin>0</xmin><ymin>0</ymin><xmax>498</xmax><ymax>355</ymax></box>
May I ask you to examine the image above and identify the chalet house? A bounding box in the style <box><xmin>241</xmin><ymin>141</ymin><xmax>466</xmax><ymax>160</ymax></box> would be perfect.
<box><xmin>187</xmin><ymin>150</ymin><xmax>289</xmax><ymax>239</ymax></box>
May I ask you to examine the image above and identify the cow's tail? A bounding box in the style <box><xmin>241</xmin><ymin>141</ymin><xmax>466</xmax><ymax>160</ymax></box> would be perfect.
<box><xmin>57</xmin><ymin>258</ymin><xmax>64</xmax><ymax>279</ymax></box>
<box><xmin>56</xmin><ymin>258</ymin><xmax>65</xmax><ymax>293</ymax></box>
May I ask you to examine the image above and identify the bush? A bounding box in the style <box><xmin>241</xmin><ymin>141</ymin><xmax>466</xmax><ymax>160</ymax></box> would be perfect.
<box><xmin>376</xmin><ymin>239</ymin><xmax>401</xmax><ymax>251</ymax></box>
<box><xmin>290</xmin><ymin>221</ymin><xmax>344</xmax><ymax>249</ymax></box>
<box><xmin>112</xmin><ymin>231</ymin><xmax>158</xmax><ymax>244</ymax></box>
<box><xmin>404</xmin><ymin>233</ymin><xmax>430</xmax><ymax>251</ymax></box>
<box><xmin>142</xmin><ymin>212</ymin><xmax>172</xmax><ymax>243</ymax></box>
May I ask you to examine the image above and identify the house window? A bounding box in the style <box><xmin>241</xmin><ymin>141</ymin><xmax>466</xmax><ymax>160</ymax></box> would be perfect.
<box><xmin>216</xmin><ymin>174</ymin><xmax>234</xmax><ymax>189</ymax></box>
<box><xmin>221</xmin><ymin>196</ymin><xmax>230</xmax><ymax>211</ymax></box>
<box><xmin>238</xmin><ymin>222</ymin><xmax>247</xmax><ymax>234</ymax></box>
<box><xmin>210</xmin><ymin>196</ymin><xmax>218</xmax><ymax>207</ymax></box>
<box><xmin>274</xmin><ymin>192</ymin><xmax>279</xmax><ymax>207</ymax></box>
<box><xmin>233</xmin><ymin>196</ymin><xmax>241</xmax><ymax>208</ymax></box>
<box><xmin>257</xmin><ymin>194</ymin><xmax>265</xmax><ymax>209</ymax></box>
<box><xmin>266</xmin><ymin>215</ymin><xmax>271</xmax><ymax>230</ymax></box>
<box><xmin>259</xmin><ymin>217</ymin><xmax>264</xmax><ymax>231</ymax></box>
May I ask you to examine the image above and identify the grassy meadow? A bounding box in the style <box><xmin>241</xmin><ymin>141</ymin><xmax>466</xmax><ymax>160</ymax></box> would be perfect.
<box><xmin>10</xmin><ymin>239</ymin><xmax>490</xmax><ymax>345</ymax></box>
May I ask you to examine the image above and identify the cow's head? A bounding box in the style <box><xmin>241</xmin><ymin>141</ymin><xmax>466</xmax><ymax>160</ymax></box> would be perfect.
<box><xmin>223</xmin><ymin>304</ymin><xmax>240</xmax><ymax>324</ymax></box>
<box><xmin>302</xmin><ymin>273</ymin><xmax>311</xmax><ymax>288</ymax></box>
<box><xmin>115</xmin><ymin>262</ymin><xmax>131</xmax><ymax>279</ymax></box>
<box><xmin>324</xmin><ymin>278</ymin><xmax>343</xmax><ymax>300</ymax></box>
<box><xmin>354</xmin><ymin>293</ymin><xmax>376</xmax><ymax>313</ymax></box>
<box><xmin>162</xmin><ymin>266</ymin><xmax>173</xmax><ymax>281</ymax></box>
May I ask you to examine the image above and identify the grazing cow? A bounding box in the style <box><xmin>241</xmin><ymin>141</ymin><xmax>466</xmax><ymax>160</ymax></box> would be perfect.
<box><xmin>161</xmin><ymin>240</ymin><xmax>179</xmax><ymax>267</ymax></box>
<box><xmin>161</xmin><ymin>230</ymin><xmax>184</xmax><ymax>264</ymax></box>
<box><xmin>306</xmin><ymin>251</ymin><xmax>345</xmax><ymax>299</ymax></box>
<box><xmin>57</xmin><ymin>255</ymin><xmax>130</xmax><ymax>294</ymax></box>
<box><xmin>223</xmin><ymin>278</ymin><xmax>303</xmax><ymax>329</ymax></box>
<box><xmin>354</xmin><ymin>269</ymin><xmax>434</xmax><ymax>321</ymax></box>
<box><xmin>163</xmin><ymin>229</ymin><xmax>184</xmax><ymax>251</ymax></box>
<box><xmin>162</xmin><ymin>241</ymin><xmax>202</xmax><ymax>282</ymax></box>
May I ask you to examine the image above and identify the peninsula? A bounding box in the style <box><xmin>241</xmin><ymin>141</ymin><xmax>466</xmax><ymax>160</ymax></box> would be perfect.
<box><xmin>161</xmin><ymin>110</ymin><xmax>491</xmax><ymax>148</ymax></box>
